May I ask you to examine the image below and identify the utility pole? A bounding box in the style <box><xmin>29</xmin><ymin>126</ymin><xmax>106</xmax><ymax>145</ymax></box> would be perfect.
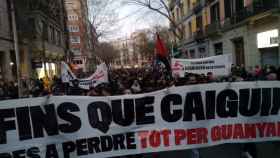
<box><xmin>10</xmin><ymin>0</ymin><xmax>22</xmax><ymax>98</ymax></box>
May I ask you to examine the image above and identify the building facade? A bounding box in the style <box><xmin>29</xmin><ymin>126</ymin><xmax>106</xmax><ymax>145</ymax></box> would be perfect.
<box><xmin>131</xmin><ymin>30</ymin><xmax>154</xmax><ymax>67</ymax></box>
<box><xmin>112</xmin><ymin>30</ymin><xmax>154</xmax><ymax>69</ymax></box>
<box><xmin>112</xmin><ymin>37</ymin><xmax>134</xmax><ymax>69</ymax></box>
<box><xmin>0</xmin><ymin>0</ymin><xmax>14</xmax><ymax>82</ymax></box>
<box><xmin>14</xmin><ymin>0</ymin><xmax>68</xmax><ymax>79</ymax></box>
<box><xmin>64</xmin><ymin>0</ymin><xmax>94</xmax><ymax>73</ymax></box>
<box><xmin>169</xmin><ymin>0</ymin><xmax>280</xmax><ymax>67</ymax></box>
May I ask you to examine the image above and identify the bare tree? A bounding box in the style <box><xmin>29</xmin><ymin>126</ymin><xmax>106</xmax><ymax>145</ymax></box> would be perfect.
<box><xmin>95</xmin><ymin>42</ymin><xmax>120</xmax><ymax>65</ymax></box>
<box><xmin>123</xmin><ymin>0</ymin><xmax>184</xmax><ymax>41</ymax></box>
<box><xmin>132</xmin><ymin>26</ymin><xmax>172</xmax><ymax>64</ymax></box>
<box><xmin>88</xmin><ymin>0</ymin><xmax>120</xmax><ymax>41</ymax></box>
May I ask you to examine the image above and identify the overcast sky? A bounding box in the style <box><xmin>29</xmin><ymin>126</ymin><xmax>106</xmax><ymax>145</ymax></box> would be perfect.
<box><xmin>105</xmin><ymin>2</ymin><xmax>169</xmax><ymax>40</ymax></box>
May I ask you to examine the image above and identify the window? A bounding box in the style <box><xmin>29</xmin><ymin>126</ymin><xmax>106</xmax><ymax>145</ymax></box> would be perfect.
<box><xmin>180</xmin><ymin>3</ymin><xmax>184</xmax><ymax>18</ymax></box>
<box><xmin>28</xmin><ymin>18</ymin><xmax>36</xmax><ymax>38</ymax></box>
<box><xmin>189</xmin><ymin>49</ymin><xmax>196</xmax><ymax>58</ymax></box>
<box><xmin>70</xmin><ymin>36</ymin><xmax>80</xmax><ymax>44</ymax></box>
<box><xmin>68</xmin><ymin>25</ymin><xmax>79</xmax><ymax>32</ymax></box>
<box><xmin>199</xmin><ymin>47</ymin><xmax>206</xmax><ymax>58</ymax></box>
<box><xmin>55</xmin><ymin>30</ymin><xmax>61</xmax><ymax>45</ymax></box>
<box><xmin>73</xmin><ymin>60</ymin><xmax>83</xmax><ymax>64</ymax></box>
<box><xmin>214</xmin><ymin>43</ymin><xmax>223</xmax><ymax>55</ymax></box>
<box><xmin>42</xmin><ymin>21</ymin><xmax>49</xmax><ymax>41</ymax></box>
<box><xmin>65</xmin><ymin>2</ymin><xmax>75</xmax><ymax>9</ymax></box>
<box><xmin>187</xmin><ymin>0</ymin><xmax>191</xmax><ymax>10</ymax></box>
<box><xmin>57</xmin><ymin>31</ymin><xmax>62</xmax><ymax>45</ymax></box>
<box><xmin>235</xmin><ymin>0</ymin><xmax>244</xmax><ymax>12</ymax></box>
<box><xmin>224</xmin><ymin>0</ymin><xmax>233</xmax><ymax>18</ymax></box>
<box><xmin>71</xmin><ymin>48</ymin><xmax>81</xmax><ymax>55</ymax></box>
<box><xmin>196</xmin><ymin>16</ymin><xmax>203</xmax><ymax>31</ymax></box>
<box><xmin>210</xmin><ymin>2</ymin><xmax>220</xmax><ymax>22</ymax></box>
<box><xmin>188</xmin><ymin>22</ymin><xmax>192</xmax><ymax>37</ymax></box>
<box><xmin>68</xmin><ymin>15</ymin><xmax>78</xmax><ymax>21</ymax></box>
<box><xmin>50</xmin><ymin>26</ymin><xmax>55</xmax><ymax>44</ymax></box>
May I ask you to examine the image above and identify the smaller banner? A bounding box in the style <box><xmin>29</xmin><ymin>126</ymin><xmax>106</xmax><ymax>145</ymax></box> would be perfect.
<box><xmin>61</xmin><ymin>62</ymin><xmax>109</xmax><ymax>89</ymax></box>
<box><xmin>172</xmin><ymin>54</ymin><xmax>232</xmax><ymax>77</ymax></box>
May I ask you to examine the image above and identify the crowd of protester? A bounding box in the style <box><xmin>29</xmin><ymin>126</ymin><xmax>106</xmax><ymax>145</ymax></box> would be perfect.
<box><xmin>58</xmin><ymin>64</ymin><xmax>280</xmax><ymax>97</ymax></box>
<box><xmin>0</xmin><ymin>65</ymin><xmax>279</xmax><ymax>158</ymax></box>
<box><xmin>0</xmin><ymin>64</ymin><xmax>280</xmax><ymax>100</ymax></box>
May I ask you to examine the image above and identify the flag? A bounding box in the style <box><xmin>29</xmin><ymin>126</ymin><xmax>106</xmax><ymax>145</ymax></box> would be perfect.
<box><xmin>155</xmin><ymin>33</ymin><xmax>167</xmax><ymax>57</ymax></box>
<box><xmin>154</xmin><ymin>33</ymin><xmax>172</xmax><ymax>78</ymax></box>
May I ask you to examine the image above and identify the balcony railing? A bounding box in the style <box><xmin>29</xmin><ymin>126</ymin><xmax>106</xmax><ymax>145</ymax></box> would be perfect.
<box><xmin>194</xmin><ymin>29</ymin><xmax>205</xmax><ymax>40</ymax></box>
<box><xmin>231</xmin><ymin>0</ymin><xmax>279</xmax><ymax>24</ymax></box>
<box><xmin>205</xmin><ymin>21</ymin><xmax>221</xmax><ymax>36</ymax></box>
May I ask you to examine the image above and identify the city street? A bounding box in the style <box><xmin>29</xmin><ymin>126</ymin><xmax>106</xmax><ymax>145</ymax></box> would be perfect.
<box><xmin>0</xmin><ymin>0</ymin><xmax>280</xmax><ymax>158</ymax></box>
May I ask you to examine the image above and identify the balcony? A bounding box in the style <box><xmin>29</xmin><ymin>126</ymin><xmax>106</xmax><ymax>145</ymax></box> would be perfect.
<box><xmin>179</xmin><ymin>35</ymin><xmax>195</xmax><ymax>46</ymax></box>
<box><xmin>193</xmin><ymin>3</ymin><xmax>203</xmax><ymax>14</ymax></box>
<box><xmin>231</xmin><ymin>0</ymin><xmax>280</xmax><ymax>24</ymax></box>
<box><xmin>205</xmin><ymin>21</ymin><xmax>221</xmax><ymax>37</ymax></box>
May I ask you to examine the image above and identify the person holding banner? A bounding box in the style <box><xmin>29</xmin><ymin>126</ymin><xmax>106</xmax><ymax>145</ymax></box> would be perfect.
<box><xmin>68</xmin><ymin>79</ymin><xmax>85</xmax><ymax>96</ymax></box>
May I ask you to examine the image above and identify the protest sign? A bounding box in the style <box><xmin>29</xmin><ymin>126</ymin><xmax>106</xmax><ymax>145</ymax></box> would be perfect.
<box><xmin>61</xmin><ymin>62</ymin><xmax>109</xmax><ymax>89</ymax></box>
<box><xmin>0</xmin><ymin>81</ymin><xmax>280</xmax><ymax>158</ymax></box>
<box><xmin>172</xmin><ymin>54</ymin><xmax>232</xmax><ymax>77</ymax></box>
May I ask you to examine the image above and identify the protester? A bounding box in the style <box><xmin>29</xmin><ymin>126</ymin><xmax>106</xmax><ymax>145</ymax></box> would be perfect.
<box><xmin>87</xmin><ymin>88</ymin><xmax>99</xmax><ymax>96</ymax></box>
<box><xmin>1</xmin><ymin>64</ymin><xmax>280</xmax><ymax>158</ymax></box>
<box><xmin>0</xmin><ymin>64</ymin><xmax>280</xmax><ymax>100</ymax></box>
<box><xmin>131</xmin><ymin>80</ymin><xmax>141</xmax><ymax>93</ymax></box>
<box><xmin>0</xmin><ymin>65</ymin><xmax>278</xmax><ymax>98</ymax></box>
<box><xmin>67</xmin><ymin>79</ymin><xmax>85</xmax><ymax>96</ymax></box>
<box><xmin>7</xmin><ymin>82</ymin><xmax>18</xmax><ymax>99</ymax></box>
<box><xmin>0</xmin><ymin>80</ymin><xmax>6</xmax><ymax>100</ymax></box>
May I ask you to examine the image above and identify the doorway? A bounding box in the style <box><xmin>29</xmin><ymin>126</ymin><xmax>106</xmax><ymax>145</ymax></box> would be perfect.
<box><xmin>233</xmin><ymin>38</ymin><xmax>245</xmax><ymax>66</ymax></box>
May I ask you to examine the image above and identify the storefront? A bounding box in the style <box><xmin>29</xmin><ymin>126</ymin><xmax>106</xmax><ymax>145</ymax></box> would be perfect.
<box><xmin>257</xmin><ymin>29</ymin><xmax>279</xmax><ymax>66</ymax></box>
<box><xmin>33</xmin><ymin>61</ymin><xmax>58</xmax><ymax>79</ymax></box>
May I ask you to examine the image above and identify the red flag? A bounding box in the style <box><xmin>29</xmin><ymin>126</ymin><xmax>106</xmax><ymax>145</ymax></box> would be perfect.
<box><xmin>155</xmin><ymin>33</ymin><xmax>168</xmax><ymax>57</ymax></box>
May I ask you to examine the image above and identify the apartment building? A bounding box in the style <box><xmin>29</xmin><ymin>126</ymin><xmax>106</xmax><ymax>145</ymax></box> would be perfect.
<box><xmin>112</xmin><ymin>30</ymin><xmax>158</xmax><ymax>69</ymax></box>
<box><xmin>65</xmin><ymin>0</ymin><xmax>94</xmax><ymax>72</ymax></box>
<box><xmin>0</xmin><ymin>0</ymin><xmax>14</xmax><ymax>81</ymax></box>
<box><xmin>14</xmin><ymin>0</ymin><xmax>67</xmax><ymax>79</ymax></box>
<box><xmin>170</xmin><ymin>0</ymin><xmax>280</xmax><ymax>67</ymax></box>
<box><xmin>112</xmin><ymin>37</ymin><xmax>134</xmax><ymax>69</ymax></box>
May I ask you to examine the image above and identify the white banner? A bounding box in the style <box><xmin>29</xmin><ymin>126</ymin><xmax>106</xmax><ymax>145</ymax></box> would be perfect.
<box><xmin>61</xmin><ymin>62</ymin><xmax>109</xmax><ymax>89</ymax></box>
<box><xmin>0</xmin><ymin>81</ymin><xmax>280</xmax><ymax>158</ymax></box>
<box><xmin>172</xmin><ymin>54</ymin><xmax>232</xmax><ymax>77</ymax></box>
